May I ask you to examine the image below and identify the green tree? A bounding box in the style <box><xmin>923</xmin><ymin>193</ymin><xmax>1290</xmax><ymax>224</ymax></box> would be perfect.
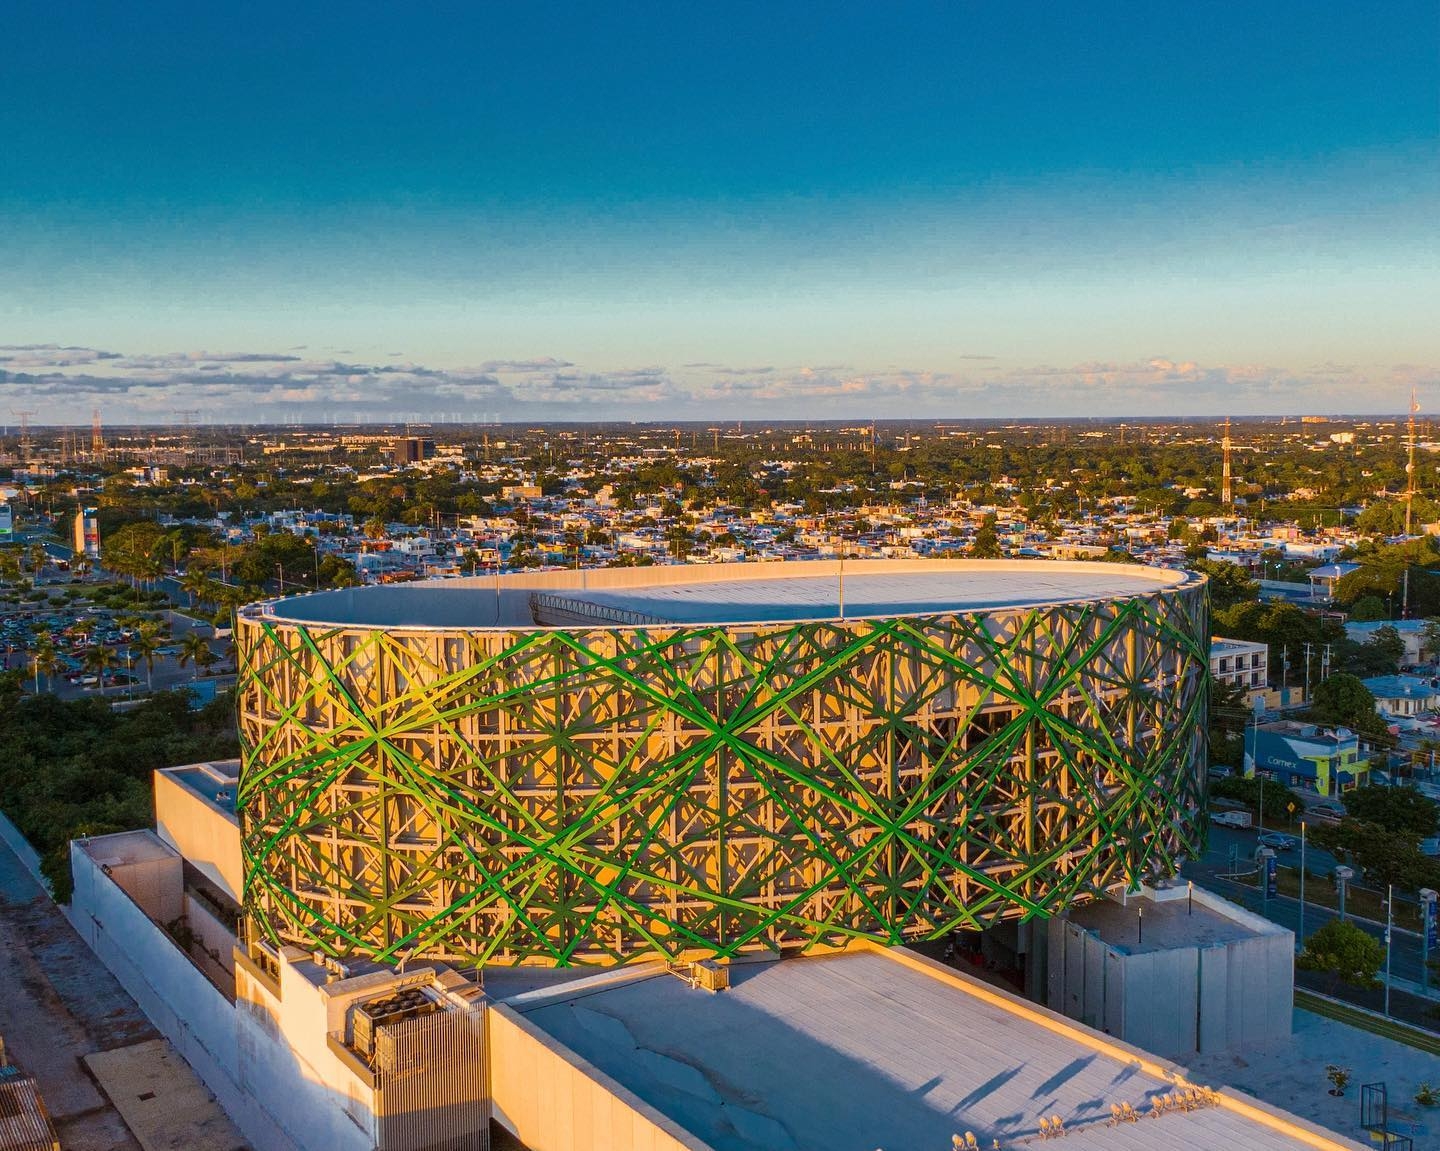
<box><xmin>81</xmin><ymin>645</ymin><xmax>118</xmax><ymax>694</ymax></box>
<box><xmin>102</xmin><ymin>521</ymin><xmax>166</xmax><ymax>586</ymax></box>
<box><xmin>970</xmin><ymin>513</ymin><xmax>1001</xmax><ymax>559</ymax></box>
<box><xmin>1309</xmin><ymin>818</ymin><xmax>1439</xmax><ymax>889</ymax></box>
<box><xmin>1423</xmin><ymin>618</ymin><xmax>1440</xmax><ymax>662</ymax></box>
<box><xmin>1188</xmin><ymin>559</ymin><xmax>1260</xmax><ymax>612</ymax></box>
<box><xmin>1209</xmin><ymin>776</ymin><xmax>1303</xmax><ymax>824</ymax></box>
<box><xmin>30</xmin><ymin>641</ymin><xmax>61</xmax><ymax>693</ymax></box>
<box><xmin>178</xmin><ymin>632</ymin><xmax>216</xmax><ymax>680</ymax></box>
<box><xmin>180</xmin><ymin>566</ymin><xmax>213</xmax><ymax>608</ymax></box>
<box><xmin>1348</xmin><ymin>595</ymin><xmax>1389</xmax><ymax>622</ymax></box>
<box><xmin>1342</xmin><ymin>784</ymin><xmax>1439</xmax><ymax>841</ymax></box>
<box><xmin>1298</xmin><ymin>920</ymin><xmax>1385</xmax><ymax>989</ymax></box>
<box><xmin>1208</xmin><ymin>677</ymin><xmax>1249</xmax><ymax>769</ymax></box>
<box><xmin>1309</xmin><ymin>673</ymin><xmax>1385</xmax><ymax>737</ymax></box>
<box><xmin>131</xmin><ymin>623</ymin><xmax>164</xmax><ymax>693</ymax></box>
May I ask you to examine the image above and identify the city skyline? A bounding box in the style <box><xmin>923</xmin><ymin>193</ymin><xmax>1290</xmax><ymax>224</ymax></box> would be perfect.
<box><xmin>2</xmin><ymin>2</ymin><xmax>1437</xmax><ymax>421</ymax></box>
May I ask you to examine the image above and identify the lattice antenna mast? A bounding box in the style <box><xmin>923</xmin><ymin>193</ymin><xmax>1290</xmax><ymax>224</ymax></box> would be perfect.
<box><xmin>173</xmin><ymin>409</ymin><xmax>199</xmax><ymax>452</ymax></box>
<box><xmin>10</xmin><ymin>410</ymin><xmax>36</xmax><ymax>465</ymax></box>
<box><xmin>1221</xmin><ymin>417</ymin><xmax>1232</xmax><ymax>507</ymax></box>
<box><xmin>1403</xmin><ymin>390</ymin><xmax>1420</xmax><ymax>617</ymax></box>
<box><xmin>1406</xmin><ymin>389</ymin><xmax>1419</xmax><ymax>537</ymax></box>
<box><xmin>91</xmin><ymin>407</ymin><xmax>104</xmax><ymax>456</ymax></box>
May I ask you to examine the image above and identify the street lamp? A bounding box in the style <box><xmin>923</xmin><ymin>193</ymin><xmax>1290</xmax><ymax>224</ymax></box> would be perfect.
<box><xmin>1335</xmin><ymin>865</ymin><xmax>1354</xmax><ymax>922</ymax></box>
<box><xmin>1385</xmin><ymin>884</ymin><xmax>1395</xmax><ymax>1018</ymax></box>
<box><xmin>1422</xmin><ymin>888</ymin><xmax>1438</xmax><ymax>993</ymax></box>
<box><xmin>1298</xmin><ymin>821</ymin><xmax>1307</xmax><ymax>953</ymax></box>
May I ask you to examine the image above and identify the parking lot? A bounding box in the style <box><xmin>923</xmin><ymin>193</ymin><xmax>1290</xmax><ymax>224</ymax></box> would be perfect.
<box><xmin>0</xmin><ymin>560</ymin><xmax>234</xmax><ymax>701</ymax></box>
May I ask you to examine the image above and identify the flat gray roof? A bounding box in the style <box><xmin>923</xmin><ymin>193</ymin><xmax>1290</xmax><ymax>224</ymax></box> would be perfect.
<box><xmin>252</xmin><ymin>560</ymin><xmax>1195</xmax><ymax>630</ymax></box>
<box><xmin>1066</xmin><ymin>895</ymin><xmax>1276</xmax><ymax>956</ymax></box>
<box><xmin>507</xmin><ymin>948</ymin><xmax>1354</xmax><ymax>1151</ymax></box>
<box><xmin>538</xmin><ymin>567</ymin><xmax>1182</xmax><ymax>624</ymax></box>
<box><xmin>160</xmin><ymin>761</ymin><xmax>240</xmax><ymax>818</ymax></box>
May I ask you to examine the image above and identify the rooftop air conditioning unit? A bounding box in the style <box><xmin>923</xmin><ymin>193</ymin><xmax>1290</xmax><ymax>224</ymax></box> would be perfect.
<box><xmin>351</xmin><ymin>987</ymin><xmax>438</xmax><ymax>1061</ymax></box>
<box><xmin>692</xmin><ymin>960</ymin><xmax>729</xmax><ymax>993</ymax></box>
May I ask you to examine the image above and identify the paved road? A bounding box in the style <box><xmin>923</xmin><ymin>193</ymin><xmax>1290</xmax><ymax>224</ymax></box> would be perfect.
<box><xmin>0</xmin><ymin>826</ymin><xmax>149</xmax><ymax>1150</ymax></box>
<box><xmin>1184</xmin><ymin>821</ymin><xmax>1439</xmax><ymax>992</ymax></box>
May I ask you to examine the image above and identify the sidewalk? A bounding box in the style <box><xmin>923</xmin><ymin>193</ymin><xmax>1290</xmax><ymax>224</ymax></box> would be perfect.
<box><xmin>0</xmin><ymin>812</ymin><xmax>246</xmax><ymax>1151</ymax></box>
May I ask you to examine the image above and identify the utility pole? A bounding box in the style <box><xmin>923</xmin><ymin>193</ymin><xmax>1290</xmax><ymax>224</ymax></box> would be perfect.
<box><xmin>1303</xmin><ymin>640</ymin><xmax>1313</xmax><ymax>703</ymax></box>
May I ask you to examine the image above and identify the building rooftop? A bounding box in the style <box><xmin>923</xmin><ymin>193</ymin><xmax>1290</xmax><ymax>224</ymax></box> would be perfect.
<box><xmin>160</xmin><ymin>760</ymin><xmax>240</xmax><ymax>819</ymax></box>
<box><xmin>252</xmin><ymin>559</ymin><xmax>1195</xmax><ymax>630</ymax></box>
<box><xmin>1257</xmin><ymin>719</ymin><xmax>1359</xmax><ymax>742</ymax></box>
<box><xmin>1361</xmin><ymin>675</ymin><xmax>1440</xmax><ymax>706</ymax></box>
<box><xmin>504</xmin><ymin>947</ymin><xmax>1358</xmax><ymax>1151</ymax></box>
<box><xmin>1066</xmin><ymin>889</ymin><xmax>1284</xmax><ymax>956</ymax></box>
<box><xmin>1211</xmin><ymin>635</ymin><xmax>1266</xmax><ymax>655</ymax></box>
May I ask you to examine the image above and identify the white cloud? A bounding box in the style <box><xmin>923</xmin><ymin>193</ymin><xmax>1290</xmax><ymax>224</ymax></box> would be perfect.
<box><xmin>0</xmin><ymin>345</ymin><xmax>1432</xmax><ymax>422</ymax></box>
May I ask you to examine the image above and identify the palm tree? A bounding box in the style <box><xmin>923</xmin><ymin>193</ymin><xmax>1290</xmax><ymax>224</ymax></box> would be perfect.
<box><xmin>32</xmin><ymin>642</ymin><xmax>62</xmax><ymax>693</ymax></box>
<box><xmin>181</xmin><ymin>567</ymin><xmax>213</xmax><ymax>609</ymax></box>
<box><xmin>82</xmin><ymin>644</ymin><xmax>118</xmax><ymax>694</ymax></box>
<box><xmin>178</xmin><ymin>632</ymin><xmax>215</xmax><ymax>680</ymax></box>
<box><xmin>131</xmin><ymin>623</ymin><xmax>163</xmax><ymax>693</ymax></box>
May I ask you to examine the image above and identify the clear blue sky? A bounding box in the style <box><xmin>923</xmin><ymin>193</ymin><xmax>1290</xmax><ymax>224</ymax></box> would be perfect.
<box><xmin>1</xmin><ymin>2</ymin><xmax>1436</xmax><ymax>422</ymax></box>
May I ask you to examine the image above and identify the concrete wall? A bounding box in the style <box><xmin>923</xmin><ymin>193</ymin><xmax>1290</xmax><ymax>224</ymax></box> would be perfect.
<box><xmin>70</xmin><ymin>837</ymin><xmax>300</xmax><ymax>1151</ymax></box>
<box><xmin>232</xmin><ymin>963</ymin><xmax>375</xmax><ymax>1151</ymax></box>
<box><xmin>184</xmin><ymin>891</ymin><xmax>237</xmax><ymax>978</ymax></box>
<box><xmin>154</xmin><ymin>768</ymin><xmax>243</xmax><ymax>902</ymax></box>
<box><xmin>489</xmin><ymin>1004</ymin><xmax>712</xmax><ymax>1151</ymax></box>
<box><xmin>1042</xmin><ymin>890</ymin><xmax>1292</xmax><ymax>1058</ymax></box>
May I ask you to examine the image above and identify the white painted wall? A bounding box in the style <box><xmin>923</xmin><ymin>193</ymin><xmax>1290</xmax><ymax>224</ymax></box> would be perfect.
<box><xmin>70</xmin><ymin>838</ymin><xmax>299</xmax><ymax>1151</ymax></box>
<box><xmin>232</xmin><ymin>964</ymin><xmax>375</xmax><ymax>1151</ymax></box>
<box><xmin>1042</xmin><ymin>890</ymin><xmax>1293</xmax><ymax>1058</ymax></box>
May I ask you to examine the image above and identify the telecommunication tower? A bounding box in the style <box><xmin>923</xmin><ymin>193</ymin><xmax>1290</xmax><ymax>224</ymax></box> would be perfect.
<box><xmin>1221</xmin><ymin>417</ymin><xmax>1233</xmax><ymax>506</ymax></box>
<box><xmin>1403</xmin><ymin>390</ymin><xmax>1419</xmax><ymax>617</ymax></box>
<box><xmin>91</xmin><ymin>407</ymin><xmax>105</xmax><ymax>457</ymax></box>
<box><xmin>10</xmin><ymin>409</ymin><xmax>36</xmax><ymax>465</ymax></box>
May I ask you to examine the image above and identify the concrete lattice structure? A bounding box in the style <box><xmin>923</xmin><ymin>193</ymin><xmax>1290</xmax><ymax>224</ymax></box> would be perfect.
<box><xmin>235</xmin><ymin>560</ymin><xmax>1209</xmax><ymax>967</ymax></box>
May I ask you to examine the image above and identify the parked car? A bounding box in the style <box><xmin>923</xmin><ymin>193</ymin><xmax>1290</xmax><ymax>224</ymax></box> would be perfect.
<box><xmin>1306</xmin><ymin>803</ymin><xmax>1345</xmax><ymax>824</ymax></box>
<box><xmin>1210</xmin><ymin>810</ymin><xmax>1252</xmax><ymax>828</ymax></box>
<box><xmin>1258</xmin><ymin>832</ymin><xmax>1299</xmax><ymax>851</ymax></box>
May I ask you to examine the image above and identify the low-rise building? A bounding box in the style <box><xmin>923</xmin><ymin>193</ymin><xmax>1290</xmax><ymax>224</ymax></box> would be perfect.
<box><xmin>1308</xmin><ymin>562</ymin><xmax>1361</xmax><ymax>602</ymax></box>
<box><xmin>1211</xmin><ymin>637</ymin><xmax>1268</xmax><ymax>701</ymax></box>
<box><xmin>1362</xmin><ymin>673</ymin><xmax>1440</xmax><ymax>718</ymax></box>
<box><xmin>1245</xmin><ymin>720</ymin><xmax>1370</xmax><ymax>797</ymax></box>
<box><xmin>1346</xmin><ymin>619</ymin><xmax>1431</xmax><ymax>665</ymax></box>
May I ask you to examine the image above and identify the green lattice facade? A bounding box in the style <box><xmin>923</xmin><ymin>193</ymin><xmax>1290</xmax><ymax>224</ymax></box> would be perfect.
<box><xmin>236</xmin><ymin>575</ymin><xmax>1207</xmax><ymax>967</ymax></box>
